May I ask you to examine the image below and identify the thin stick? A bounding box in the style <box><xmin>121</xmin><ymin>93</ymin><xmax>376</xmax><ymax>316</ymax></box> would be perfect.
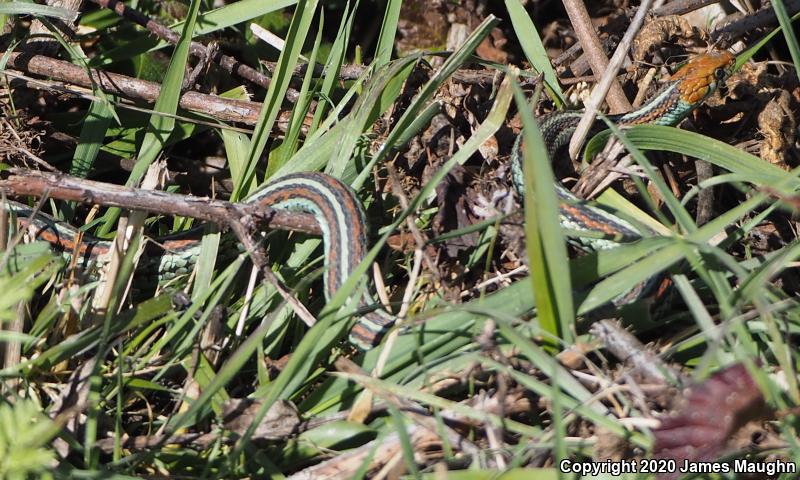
<box><xmin>653</xmin><ymin>0</ymin><xmax>720</xmax><ymax>16</ymax></box>
<box><xmin>561</xmin><ymin>0</ymin><xmax>631</xmax><ymax>113</ymax></box>
<box><xmin>567</xmin><ymin>0</ymin><xmax>655</xmax><ymax>161</ymax></box>
<box><xmin>713</xmin><ymin>0</ymin><xmax>800</xmax><ymax>44</ymax></box>
<box><xmin>0</xmin><ymin>168</ymin><xmax>322</xmax><ymax>328</ymax></box>
<box><xmin>87</xmin><ymin>0</ymin><xmax>303</xmax><ymax>103</ymax></box>
<box><xmin>590</xmin><ymin>319</ymin><xmax>685</xmax><ymax>385</ymax></box>
<box><xmin>0</xmin><ymin>169</ymin><xmax>322</xmax><ymax>235</ymax></box>
<box><xmin>4</xmin><ymin>52</ymin><xmax>266</xmax><ymax>126</ymax></box>
<box><xmin>3</xmin><ymin>70</ymin><xmax>255</xmax><ymax>134</ymax></box>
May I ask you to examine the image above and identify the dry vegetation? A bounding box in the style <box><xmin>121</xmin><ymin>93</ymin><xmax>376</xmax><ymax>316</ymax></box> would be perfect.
<box><xmin>1</xmin><ymin>0</ymin><xmax>799</xmax><ymax>479</ymax></box>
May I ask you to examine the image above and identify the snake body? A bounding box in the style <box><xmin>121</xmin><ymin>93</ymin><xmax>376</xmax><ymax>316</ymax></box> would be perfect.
<box><xmin>512</xmin><ymin>51</ymin><xmax>734</xmax><ymax>246</ymax></box>
<box><xmin>4</xmin><ymin>51</ymin><xmax>735</xmax><ymax>349</ymax></box>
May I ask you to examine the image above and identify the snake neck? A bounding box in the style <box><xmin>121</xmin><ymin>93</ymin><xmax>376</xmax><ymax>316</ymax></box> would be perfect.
<box><xmin>617</xmin><ymin>82</ymin><xmax>698</xmax><ymax>126</ymax></box>
<box><xmin>508</xmin><ymin>56</ymin><xmax>730</xmax><ymax>261</ymax></box>
<box><xmin>536</xmin><ymin>79</ymin><xmax>703</xmax><ymax>157</ymax></box>
<box><xmin>510</xmin><ymin>67</ymin><xmax>724</xmax><ymax>198</ymax></box>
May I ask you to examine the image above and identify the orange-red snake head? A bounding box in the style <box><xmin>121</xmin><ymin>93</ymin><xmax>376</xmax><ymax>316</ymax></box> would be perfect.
<box><xmin>671</xmin><ymin>51</ymin><xmax>736</xmax><ymax>104</ymax></box>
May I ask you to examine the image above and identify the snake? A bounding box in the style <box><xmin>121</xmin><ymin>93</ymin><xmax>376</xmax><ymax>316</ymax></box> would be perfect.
<box><xmin>2</xmin><ymin>51</ymin><xmax>735</xmax><ymax>350</ymax></box>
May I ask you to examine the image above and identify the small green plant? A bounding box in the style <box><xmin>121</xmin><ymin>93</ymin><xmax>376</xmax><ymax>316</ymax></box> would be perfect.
<box><xmin>0</xmin><ymin>400</ymin><xmax>57</xmax><ymax>480</ymax></box>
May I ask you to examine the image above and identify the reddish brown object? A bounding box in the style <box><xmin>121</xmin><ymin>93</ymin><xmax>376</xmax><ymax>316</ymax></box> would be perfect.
<box><xmin>671</xmin><ymin>51</ymin><xmax>735</xmax><ymax>104</ymax></box>
<box><xmin>652</xmin><ymin>363</ymin><xmax>771</xmax><ymax>480</ymax></box>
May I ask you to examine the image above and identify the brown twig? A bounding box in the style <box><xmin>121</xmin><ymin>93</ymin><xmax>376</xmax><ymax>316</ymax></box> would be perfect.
<box><xmin>228</xmin><ymin>215</ymin><xmax>320</xmax><ymax>328</ymax></box>
<box><xmin>652</xmin><ymin>0</ymin><xmax>721</xmax><ymax>17</ymax></box>
<box><xmin>561</xmin><ymin>0</ymin><xmax>631</xmax><ymax>113</ymax></box>
<box><xmin>4</xmin><ymin>52</ymin><xmax>266</xmax><ymax>126</ymax></box>
<box><xmin>554</xmin><ymin>1</ymin><xmax>723</xmax><ymax>78</ymax></box>
<box><xmin>694</xmin><ymin>159</ymin><xmax>714</xmax><ymax>225</ymax></box>
<box><xmin>0</xmin><ymin>169</ymin><xmax>322</xmax><ymax>236</ymax></box>
<box><xmin>87</xmin><ymin>0</ymin><xmax>304</xmax><ymax>103</ymax></box>
<box><xmin>712</xmin><ymin>0</ymin><xmax>800</xmax><ymax>45</ymax></box>
<box><xmin>572</xmin><ymin>135</ymin><xmax>633</xmax><ymax>199</ymax></box>
<box><xmin>590</xmin><ymin>319</ymin><xmax>685</xmax><ymax>385</ymax></box>
<box><xmin>4</xmin><ymin>70</ymin><xmax>255</xmax><ymax>134</ymax></box>
<box><xmin>552</xmin><ymin>41</ymin><xmax>588</xmax><ymax>68</ymax></box>
<box><xmin>559</xmin><ymin>73</ymin><xmax>600</xmax><ymax>85</ymax></box>
<box><xmin>564</xmin><ymin>37</ymin><xmax>620</xmax><ymax>78</ymax></box>
<box><xmin>567</xmin><ymin>0</ymin><xmax>655</xmax><ymax>161</ymax></box>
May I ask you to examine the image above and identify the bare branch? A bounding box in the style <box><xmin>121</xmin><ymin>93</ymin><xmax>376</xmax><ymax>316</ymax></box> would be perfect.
<box><xmin>4</xmin><ymin>52</ymin><xmax>266</xmax><ymax>126</ymax></box>
<box><xmin>0</xmin><ymin>169</ymin><xmax>322</xmax><ymax>236</ymax></box>
<box><xmin>561</xmin><ymin>0</ymin><xmax>631</xmax><ymax>113</ymax></box>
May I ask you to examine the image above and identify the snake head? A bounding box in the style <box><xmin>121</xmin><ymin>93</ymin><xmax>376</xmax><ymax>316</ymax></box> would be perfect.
<box><xmin>670</xmin><ymin>51</ymin><xmax>735</xmax><ymax>104</ymax></box>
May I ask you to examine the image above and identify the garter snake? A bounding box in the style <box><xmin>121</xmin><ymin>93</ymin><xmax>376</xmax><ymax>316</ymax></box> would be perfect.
<box><xmin>512</xmin><ymin>51</ymin><xmax>735</xmax><ymax>247</ymax></box>
<box><xmin>3</xmin><ymin>51</ymin><xmax>735</xmax><ymax>349</ymax></box>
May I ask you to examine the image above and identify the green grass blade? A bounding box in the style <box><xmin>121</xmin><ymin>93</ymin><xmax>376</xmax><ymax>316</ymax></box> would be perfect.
<box><xmin>272</xmin><ymin>68</ymin><xmax>372</xmax><ymax>176</ymax></box>
<box><xmin>327</xmin><ymin>55</ymin><xmax>419</xmax><ymax>178</ymax></box>
<box><xmin>192</xmin><ymin>227</ymin><xmax>221</xmax><ymax>300</ymax></box>
<box><xmin>124</xmin><ymin>1</ymin><xmax>200</xmax><ymax>186</ymax></box>
<box><xmin>61</xmin><ymin>98</ymin><xmax>115</xmax><ymax>221</ymax></box>
<box><xmin>353</xmin><ymin>15</ymin><xmax>500</xmax><ymax>189</ymax></box>
<box><xmin>309</xmin><ymin>0</ymin><xmax>357</xmax><ymax>133</ymax></box>
<box><xmin>671</xmin><ymin>273</ymin><xmax>720</xmax><ymax>342</ymax></box>
<box><xmin>601</xmin><ymin>116</ymin><xmax>696</xmax><ymax>233</ymax></box>
<box><xmin>734</xmin><ymin>241</ymin><xmax>800</xmax><ymax>308</ymax></box>
<box><xmin>772</xmin><ymin>0</ymin><xmax>800</xmax><ymax>79</ymax></box>
<box><xmin>0</xmin><ymin>296</ymin><xmax>173</xmax><ymax>378</ymax></box>
<box><xmin>143</xmin><ymin>255</ymin><xmax>246</xmax><ymax>369</ymax></box>
<box><xmin>600</xmin><ymin>126</ymin><xmax>800</xmax><ymax>192</ymax></box>
<box><xmin>504</xmin><ymin>0</ymin><xmax>564</xmax><ymax>104</ymax></box>
<box><xmin>96</xmin><ymin>0</ymin><xmax>202</xmax><ymax>235</ymax></box>
<box><xmin>736</xmin><ymin>9</ymin><xmax>800</xmax><ymax>67</ymax></box>
<box><xmin>233</xmin><ymin>0</ymin><xmax>319</xmax><ymax>200</ymax></box>
<box><xmin>89</xmin><ymin>0</ymin><xmax>299</xmax><ymax>67</ymax></box>
<box><xmin>221</xmin><ymin>128</ymin><xmax>256</xmax><ymax>194</ymax></box>
<box><xmin>578</xmin><ymin>188</ymin><xmax>777</xmax><ymax>313</ymax></box>
<box><xmin>271</xmin><ymin>10</ymin><xmax>324</xmax><ymax>172</ymax></box>
<box><xmin>69</xmin><ymin>99</ymin><xmax>113</xmax><ymax>180</ymax></box>
<box><xmin>0</xmin><ymin>1</ymin><xmax>76</xmax><ymax>21</ymax></box>
<box><xmin>374</xmin><ymin>0</ymin><xmax>401</xmax><ymax>67</ymax></box>
<box><xmin>514</xmin><ymin>80</ymin><xmax>574</xmax><ymax>344</ymax></box>
<box><xmin>389</xmin><ymin>407</ymin><xmax>421</xmax><ymax>479</ymax></box>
